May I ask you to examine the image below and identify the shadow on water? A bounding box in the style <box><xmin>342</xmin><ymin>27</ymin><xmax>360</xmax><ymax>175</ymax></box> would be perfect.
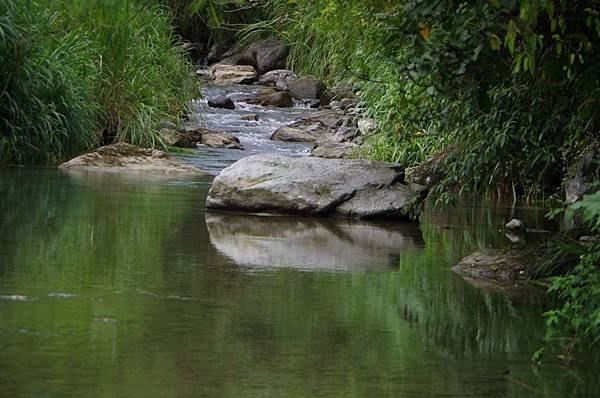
<box><xmin>0</xmin><ymin>167</ymin><xmax>599</xmax><ymax>397</ymax></box>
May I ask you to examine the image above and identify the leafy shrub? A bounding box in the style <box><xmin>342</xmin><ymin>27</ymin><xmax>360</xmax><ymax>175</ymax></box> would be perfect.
<box><xmin>538</xmin><ymin>191</ymin><xmax>600</xmax><ymax>362</ymax></box>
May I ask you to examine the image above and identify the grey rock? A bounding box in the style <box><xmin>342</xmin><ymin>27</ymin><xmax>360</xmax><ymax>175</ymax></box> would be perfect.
<box><xmin>207</xmin><ymin>95</ymin><xmax>235</xmax><ymax>109</ymax></box>
<box><xmin>270</xmin><ymin>120</ymin><xmax>327</xmax><ymax>142</ymax></box>
<box><xmin>246</xmin><ymin>37</ymin><xmax>288</xmax><ymax>74</ymax></box>
<box><xmin>206</xmin><ymin>154</ymin><xmax>418</xmax><ymax>220</ymax></box>
<box><xmin>259</xmin><ymin>69</ymin><xmax>298</xmax><ymax>88</ymax></box>
<box><xmin>59</xmin><ymin>143</ymin><xmax>203</xmax><ymax>174</ymax></box>
<box><xmin>287</xmin><ymin>76</ymin><xmax>326</xmax><ymax>99</ymax></box>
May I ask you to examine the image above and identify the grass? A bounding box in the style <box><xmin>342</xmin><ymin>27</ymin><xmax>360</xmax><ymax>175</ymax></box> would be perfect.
<box><xmin>0</xmin><ymin>0</ymin><xmax>193</xmax><ymax>165</ymax></box>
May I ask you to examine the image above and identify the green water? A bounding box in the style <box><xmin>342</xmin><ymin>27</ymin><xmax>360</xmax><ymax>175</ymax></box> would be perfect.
<box><xmin>0</xmin><ymin>167</ymin><xmax>598</xmax><ymax>397</ymax></box>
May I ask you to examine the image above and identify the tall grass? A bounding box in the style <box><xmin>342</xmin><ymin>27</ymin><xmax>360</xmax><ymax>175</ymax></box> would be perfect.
<box><xmin>0</xmin><ymin>0</ymin><xmax>99</xmax><ymax>164</ymax></box>
<box><xmin>0</xmin><ymin>0</ymin><xmax>192</xmax><ymax>165</ymax></box>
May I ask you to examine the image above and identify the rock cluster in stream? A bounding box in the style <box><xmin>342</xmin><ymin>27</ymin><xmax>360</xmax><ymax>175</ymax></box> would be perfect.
<box><xmin>195</xmin><ymin>36</ymin><xmax>379</xmax><ymax>159</ymax></box>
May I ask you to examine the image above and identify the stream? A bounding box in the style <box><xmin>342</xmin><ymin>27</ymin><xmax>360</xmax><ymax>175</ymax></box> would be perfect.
<box><xmin>0</xmin><ymin>83</ymin><xmax>599</xmax><ymax>397</ymax></box>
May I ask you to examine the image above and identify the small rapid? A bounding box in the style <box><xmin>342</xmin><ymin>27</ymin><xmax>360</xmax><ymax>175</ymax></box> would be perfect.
<box><xmin>183</xmin><ymin>82</ymin><xmax>319</xmax><ymax>174</ymax></box>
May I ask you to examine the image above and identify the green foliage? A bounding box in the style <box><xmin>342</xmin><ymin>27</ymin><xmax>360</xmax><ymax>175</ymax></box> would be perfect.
<box><xmin>0</xmin><ymin>0</ymin><xmax>192</xmax><ymax>165</ymax></box>
<box><xmin>539</xmin><ymin>192</ymin><xmax>600</xmax><ymax>362</ymax></box>
<box><xmin>250</xmin><ymin>0</ymin><xmax>600</xmax><ymax>199</ymax></box>
<box><xmin>0</xmin><ymin>0</ymin><xmax>99</xmax><ymax>164</ymax></box>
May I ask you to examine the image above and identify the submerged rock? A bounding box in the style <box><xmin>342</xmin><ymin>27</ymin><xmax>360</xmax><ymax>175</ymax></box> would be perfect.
<box><xmin>452</xmin><ymin>248</ymin><xmax>535</xmax><ymax>290</ymax></box>
<box><xmin>59</xmin><ymin>143</ymin><xmax>203</xmax><ymax>174</ymax></box>
<box><xmin>206</xmin><ymin>154</ymin><xmax>420</xmax><ymax>220</ymax></box>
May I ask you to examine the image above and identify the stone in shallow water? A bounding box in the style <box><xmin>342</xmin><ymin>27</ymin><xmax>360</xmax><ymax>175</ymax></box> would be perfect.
<box><xmin>206</xmin><ymin>154</ymin><xmax>420</xmax><ymax>220</ymax></box>
<box><xmin>59</xmin><ymin>143</ymin><xmax>203</xmax><ymax>175</ymax></box>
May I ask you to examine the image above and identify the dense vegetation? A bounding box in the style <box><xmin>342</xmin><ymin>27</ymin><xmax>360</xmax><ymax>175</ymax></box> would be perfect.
<box><xmin>0</xmin><ymin>0</ymin><xmax>191</xmax><ymax>164</ymax></box>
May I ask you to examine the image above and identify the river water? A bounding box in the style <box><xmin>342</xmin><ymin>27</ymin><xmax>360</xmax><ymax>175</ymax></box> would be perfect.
<box><xmin>1</xmin><ymin>86</ymin><xmax>599</xmax><ymax>397</ymax></box>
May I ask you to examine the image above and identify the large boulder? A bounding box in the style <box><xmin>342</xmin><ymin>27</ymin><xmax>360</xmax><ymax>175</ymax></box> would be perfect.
<box><xmin>212</xmin><ymin>64</ymin><xmax>257</xmax><ymax>84</ymax></box>
<box><xmin>245</xmin><ymin>37</ymin><xmax>288</xmax><ymax>73</ymax></box>
<box><xmin>287</xmin><ymin>76</ymin><xmax>326</xmax><ymax>99</ymax></box>
<box><xmin>206</xmin><ymin>154</ymin><xmax>420</xmax><ymax>220</ymax></box>
<box><xmin>59</xmin><ymin>143</ymin><xmax>202</xmax><ymax>174</ymax></box>
<box><xmin>217</xmin><ymin>37</ymin><xmax>288</xmax><ymax>74</ymax></box>
<box><xmin>244</xmin><ymin>89</ymin><xmax>293</xmax><ymax>107</ymax></box>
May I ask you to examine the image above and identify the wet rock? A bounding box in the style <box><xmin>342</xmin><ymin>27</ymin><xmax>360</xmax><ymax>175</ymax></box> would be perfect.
<box><xmin>452</xmin><ymin>248</ymin><xmax>532</xmax><ymax>287</ymax></box>
<box><xmin>207</xmin><ymin>95</ymin><xmax>235</xmax><ymax>109</ymax></box>
<box><xmin>59</xmin><ymin>143</ymin><xmax>203</xmax><ymax>174</ymax></box>
<box><xmin>270</xmin><ymin>120</ymin><xmax>327</xmax><ymax>142</ymax></box>
<box><xmin>198</xmin><ymin>132</ymin><xmax>244</xmax><ymax>150</ymax></box>
<box><xmin>506</xmin><ymin>218</ymin><xmax>526</xmax><ymax>234</ymax></box>
<box><xmin>287</xmin><ymin>76</ymin><xmax>326</xmax><ymax>99</ymax></box>
<box><xmin>206</xmin><ymin>154</ymin><xmax>419</xmax><ymax>220</ymax></box>
<box><xmin>212</xmin><ymin>64</ymin><xmax>257</xmax><ymax>85</ymax></box>
<box><xmin>244</xmin><ymin>90</ymin><xmax>292</xmax><ymax>107</ymax></box>
<box><xmin>259</xmin><ymin>69</ymin><xmax>298</xmax><ymax>89</ymax></box>
<box><xmin>240</xmin><ymin>113</ymin><xmax>259</xmax><ymax>121</ymax></box>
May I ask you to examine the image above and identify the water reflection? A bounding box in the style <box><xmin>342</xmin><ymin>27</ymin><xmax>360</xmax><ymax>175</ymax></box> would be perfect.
<box><xmin>0</xmin><ymin>167</ymin><xmax>599</xmax><ymax>397</ymax></box>
<box><xmin>206</xmin><ymin>212</ymin><xmax>424</xmax><ymax>271</ymax></box>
